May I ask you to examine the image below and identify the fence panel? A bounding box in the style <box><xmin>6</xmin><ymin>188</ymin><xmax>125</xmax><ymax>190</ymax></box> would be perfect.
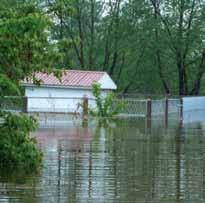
<box><xmin>0</xmin><ymin>96</ymin><xmax>181</xmax><ymax>122</ymax></box>
<box><xmin>168</xmin><ymin>99</ymin><xmax>180</xmax><ymax>114</ymax></box>
<box><xmin>152</xmin><ymin>99</ymin><xmax>165</xmax><ymax>116</ymax></box>
<box><xmin>0</xmin><ymin>96</ymin><xmax>25</xmax><ymax>112</ymax></box>
<box><xmin>115</xmin><ymin>98</ymin><xmax>147</xmax><ymax>117</ymax></box>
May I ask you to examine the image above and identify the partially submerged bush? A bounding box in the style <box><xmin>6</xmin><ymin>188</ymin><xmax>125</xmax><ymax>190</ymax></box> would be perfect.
<box><xmin>0</xmin><ymin>112</ymin><xmax>42</xmax><ymax>172</ymax></box>
<box><xmin>90</xmin><ymin>82</ymin><xmax>123</xmax><ymax>117</ymax></box>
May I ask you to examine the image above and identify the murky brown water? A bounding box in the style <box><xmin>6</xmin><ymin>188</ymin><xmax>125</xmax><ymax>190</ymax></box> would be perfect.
<box><xmin>1</xmin><ymin>118</ymin><xmax>205</xmax><ymax>203</ymax></box>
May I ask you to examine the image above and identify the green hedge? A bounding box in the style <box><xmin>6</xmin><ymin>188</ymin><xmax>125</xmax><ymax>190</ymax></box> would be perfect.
<box><xmin>0</xmin><ymin>112</ymin><xmax>42</xmax><ymax>172</ymax></box>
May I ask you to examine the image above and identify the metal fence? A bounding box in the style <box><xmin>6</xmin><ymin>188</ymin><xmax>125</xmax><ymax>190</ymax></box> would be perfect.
<box><xmin>0</xmin><ymin>96</ymin><xmax>26</xmax><ymax>112</ymax></box>
<box><xmin>115</xmin><ymin>98</ymin><xmax>181</xmax><ymax>118</ymax></box>
<box><xmin>114</xmin><ymin>98</ymin><xmax>147</xmax><ymax>117</ymax></box>
<box><xmin>151</xmin><ymin>98</ymin><xmax>181</xmax><ymax>116</ymax></box>
<box><xmin>0</xmin><ymin>96</ymin><xmax>181</xmax><ymax>119</ymax></box>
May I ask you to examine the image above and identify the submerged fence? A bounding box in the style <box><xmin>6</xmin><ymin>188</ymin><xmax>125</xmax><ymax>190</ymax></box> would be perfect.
<box><xmin>115</xmin><ymin>97</ymin><xmax>181</xmax><ymax>119</ymax></box>
<box><xmin>0</xmin><ymin>96</ymin><xmax>27</xmax><ymax>112</ymax></box>
<box><xmin>2</xmin><ymin>95</ymin><xmax>205</xmax><ymax>127</ymax></box>
<box><xmin>0</xmin><ymin>96</ymin><xmax>182</xmax><ymax>118</ymax></box>
<box><xmin>114</xmin><ymin>98</ymin><xmax>147</xmax><ymax>117</ymax></box>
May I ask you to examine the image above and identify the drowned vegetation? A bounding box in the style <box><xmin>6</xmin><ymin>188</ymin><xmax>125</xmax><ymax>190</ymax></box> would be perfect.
<box><xmin>89</xmin><ymin>82</ymin><xmax>123</xmax><ymax>117</ymax></box>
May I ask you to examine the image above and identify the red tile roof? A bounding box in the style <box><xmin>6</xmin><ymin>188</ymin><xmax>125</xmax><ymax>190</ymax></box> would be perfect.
<box><xmin>23</xmin><ymin>70</ymin><xmax>106</xmax><ymax>88</ymax></box>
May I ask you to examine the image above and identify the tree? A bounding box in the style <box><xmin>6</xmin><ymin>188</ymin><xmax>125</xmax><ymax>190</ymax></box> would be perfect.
<box><xmin>42</xmin><ymin>0</ymin><xmax>205</xmax><ymax>95</ymax></box>
<box><xmin>150</xmin><ymin>0</ymin><xmax>205</xmax><ymax>95</ymax></box>
<box><xmin>0</xmin><ymin>0</ymin><xmax>61</xmax><ymax>171</ymax></box>
<box><xmin>0</xmin><ymin>0</ymin><xmax>61</xmax><ymax>84</ymax></box>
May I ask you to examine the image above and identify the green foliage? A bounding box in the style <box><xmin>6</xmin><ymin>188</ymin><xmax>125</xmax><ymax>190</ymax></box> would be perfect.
<box><xmin>0</xmin><ymin>112</ymin><xmax>42</xmax><ymax>171</ymax></box>
<box><xmin>0</xmin><ymin>1</ymin><xmax>62</xmax><ymax>82</ymax></box>
<box><xmin>0</xmin><ymin>74</ymin><xmax>20</xmax><ymax>98</ymax></box>
<box><xmin>0</xmin><ymin>1</ymin><xmax>62</xmax><ymax>172</ymax></box>
<box><xmin>0</xmin><ymin>75</ymin><xmax>21</xmax><ymax>110</ymax></box>
<box><xmin>40</xmin><ymin>0</ymin><xmax>205</xmax><ymax>95</ymax></box>
<box><xmin>90</xmin><ymin>82</ymin><xmax>123</xmax><ymax>117</ymax></box>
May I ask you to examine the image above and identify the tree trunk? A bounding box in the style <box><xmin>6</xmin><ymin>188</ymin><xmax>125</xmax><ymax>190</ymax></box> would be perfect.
<box><xmin>190</xmin><ymin>50</ymin><xmax>205</xmax><ymax>95</ymax></box>
<box><xmin>153</xmin><ymin>0</ymin><xmax>170</xmax><ymax>94</ymax></box>
<box><xmin>177</xmin><ymin>0</ymin><xmax>185</xmax><ymax>95</ymax></box>
<box><xmin>177</xmin><ymin>59</ymin><xmax>185</xmax><ymax>95</ymax></box>
<box><xmin>76</xmin><ymin>0</ymin><xmax>85</xmax><ymax>68</ymax></box>
<box><xmin>89</xmin><ymin>0</ymin><xmax>95</xmax><ymax>68</ymax></box>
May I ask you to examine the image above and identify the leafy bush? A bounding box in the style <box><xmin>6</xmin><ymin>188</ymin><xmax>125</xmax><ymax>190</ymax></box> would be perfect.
<box><xmin>0</xmin><ymin>112</ymin><xmax>42</xmax><ymax>171</ymax></box>
<box><xmin>89</xmin><ymin>82</ymin><xmax>123</xmax><ymax>117</ymax></box>
<box><xmin>0</xmin><ymin>74</ymin><xmax>20</xmax><ymax>97</ymax></box>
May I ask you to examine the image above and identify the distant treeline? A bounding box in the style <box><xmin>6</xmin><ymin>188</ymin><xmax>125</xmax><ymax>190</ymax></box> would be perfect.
<box><xmin>1</xmin><ymin>0</ymin><xmax>205</xmax><ymax>95</ymax></box>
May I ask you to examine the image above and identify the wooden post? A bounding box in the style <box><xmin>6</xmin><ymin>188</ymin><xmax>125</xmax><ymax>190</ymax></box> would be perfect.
<box><xmin>146</xmin><ymin>99</ymin><xmax>152</xmax><ymax>128</ymax></box>
<box><xmin>23</xmin><ymin>96</ymin><xmax>28</xmax><ymax>113</ymax></box>
<box><xmin>165</xmin><ymin>97</ymin><xmax>168</xmax><ymax>128</ymax></box>
<box><xmin>82</xmin><ymin>96</ymin><xmax>88</xmax><ymax>118</ymax></box>
<box><xmin>179</xmin><ymin>97</ymin><xmax>183</xmax><ymax>122</ymax></box>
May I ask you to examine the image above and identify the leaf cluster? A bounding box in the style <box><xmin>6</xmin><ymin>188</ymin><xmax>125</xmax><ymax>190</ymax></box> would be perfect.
<box><xmin>0</xmin><ymin>112</ymin><xmax>42</xmax><ymax>172</ymax></box>
<box><xmin>90</xmin><ymin>82</ymin><xmax>123</xmax><ymax>117</ymax></box>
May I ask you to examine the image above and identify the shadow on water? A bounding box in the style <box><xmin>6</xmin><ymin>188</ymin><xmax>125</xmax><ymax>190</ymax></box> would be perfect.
<box><xmin>1</xmin><ymin>117</ymin><xmax>205</xmax><ymax>202</ymax></box>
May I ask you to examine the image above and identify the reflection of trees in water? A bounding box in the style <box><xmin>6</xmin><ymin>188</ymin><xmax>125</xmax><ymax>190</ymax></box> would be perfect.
<box><xmin>90</xmin><ymin>119</ymin><xmax>205</xmax><ymax>202</ymax></box>
<box><xmin>108</xmin><ymin>120</ymin><xmax>162</xmax><ymax>202</ymax></box>
<box><xmin>0</xmin><ymin>167</ymin><xmax>40</xmax><ymax>202</ymax></box>
<box><xmin>87</xmin><ymin>118</ymin><xmax>162</xmax><ymax>202</ymax></box>
<box><xmin>152</xmin><ymin>122</ymin><xmax>205</xmax><ymax>202</ymax></box>
<box><xmin>2</xmin><ymin>119</ymin><xmax>205</xmax><ymax>202</ymax></box>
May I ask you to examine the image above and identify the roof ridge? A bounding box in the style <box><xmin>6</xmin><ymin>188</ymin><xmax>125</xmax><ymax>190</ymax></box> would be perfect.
<box><xmin>63</xmin><ymin>69</ymin><xmax>106</xmax><ymax>74</ymax></box>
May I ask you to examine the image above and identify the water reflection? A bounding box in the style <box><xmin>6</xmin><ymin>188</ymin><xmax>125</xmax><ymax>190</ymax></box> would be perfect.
<box><xmin>1</xmin><ymin>118</ymin><xmax>205</xmax><ymax>202</ymax></box>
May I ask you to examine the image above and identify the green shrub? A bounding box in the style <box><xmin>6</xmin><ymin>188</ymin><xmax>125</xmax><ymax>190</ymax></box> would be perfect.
<box><xmin>89</xmin><ymin>82</ymin><xmax>123</xmax><ymax>117</ymax></box>
<box><xmin>0</xmin><ymin>111</ymin><xmax>42</xmax><ymax>172</ymax></box>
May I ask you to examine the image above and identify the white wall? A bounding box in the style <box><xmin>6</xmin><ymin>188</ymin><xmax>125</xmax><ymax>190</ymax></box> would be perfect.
<box><xmin>25</xmin><ymin>86</ymin><xmax>108</xmax><ymax>113</ymax></box>
<box><xmin>183</xmin><ymin>96</ymin><xmax>205</xmax><ymax>124</ymax></box>
<box><xmin>98</xmin><ymin>73</ymin><xmax>117</xmax><ymax>90</ymax></box>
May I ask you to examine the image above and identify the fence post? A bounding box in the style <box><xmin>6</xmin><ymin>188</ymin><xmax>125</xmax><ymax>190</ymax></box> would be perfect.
<box><xmin>146</xmin><ymin>99</ymin><xmax>152</xmax><ymax>128</ymax></box>
<box><xmin>82</xmin><ymin>96</ymin><xmax>88</xmax><ymax>118</ymax></box>
<box><xmin>179</xmin><ymin>97</ymin><xmax>183</xmax><ymax>121</ymax></box>
<box><xmin>23</xmin><ymin>96</ymin><xmax>28</xmax><ymax>113</ymax></box>
<box><xmin>165</xmin><ymin>97</ymin><xmax>168</xmax><ymax>127</ymax></box>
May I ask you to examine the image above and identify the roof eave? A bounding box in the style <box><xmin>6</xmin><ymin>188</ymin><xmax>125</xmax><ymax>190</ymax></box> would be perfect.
<box><xmin>21</xmin><ymin>83</ymin><xmax>117</xmax><ymax>90</ymax></box>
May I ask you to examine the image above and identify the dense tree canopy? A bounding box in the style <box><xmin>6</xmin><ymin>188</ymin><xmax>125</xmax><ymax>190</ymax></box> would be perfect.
<box><xmin>41</xmin><ymin>0</ymin><xmax>205</xmax><ymax>95</ymax></box>
<box><xmin>0</xmin><ymin>0</ymin><xmax>205</xmax><ymax>96</ymax></box>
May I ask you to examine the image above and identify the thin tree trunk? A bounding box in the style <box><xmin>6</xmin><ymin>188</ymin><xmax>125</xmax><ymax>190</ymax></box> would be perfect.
<box><xmin>190</xmin><ymin>50</ymin><xmax>205</xmax><ymax>95</ymax></box>
<box><xmin>123</xmin><ymin>47</ymin><xmax>145</xmax><ymax>93</ymax></box>
<box><xmin>76</xmin><ymin>0</ymin><xmax>85</xmax><ymax>68</ymax></box>
<box><xmin>89</xmin><ymin>0</ymin><xmax>95</xmax><ymax>68</ymax></box>
<box><xmin>109</xmin><ymin>0</ymin><xmax>120</xmax><ymax>76</ymax></box>
<box><xmin>177</xmin><ymin>57</ymin><xmax>185</xmax><ymax>96</ymax></box>
<box><xmin>177</xmin><ymin>0</ymin><xmax>185</xmax><ymax>95</ymax></box>
<box><xmin>153</xmin><ymin>0</ymin><xmax>170</xmax><ymax>94</ymax></box>
<box><xmin>103</xmin><ymin>28</ymin><xmax>112</xmax><ymax>71</ymax></box>
<box><xmin>117</xmin><ymin>52</ymin><xmax>125</xmax><ymax>80</ymax></box>
<box><xmin>156</xmin><ymin>51</ymin><xmax>170</xmax><ymax>94</ymax></box>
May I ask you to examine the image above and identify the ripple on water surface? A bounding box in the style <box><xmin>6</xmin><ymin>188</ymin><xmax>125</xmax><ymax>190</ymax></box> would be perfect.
<box><xmin>1</xmin><ymin>118</ymin><xmax>205</xmax><ymax>203</ymax></box>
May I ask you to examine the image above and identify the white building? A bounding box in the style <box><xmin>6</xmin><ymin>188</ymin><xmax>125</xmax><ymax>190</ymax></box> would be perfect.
<box><xmin>22</xmin><ymin>70</ymin><xmax>117</xmax><ymax>113</ymax></box>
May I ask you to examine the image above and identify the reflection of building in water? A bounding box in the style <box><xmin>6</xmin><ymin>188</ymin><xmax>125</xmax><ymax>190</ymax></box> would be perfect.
<box><xmin>29</xmin><ymin>119</ymin><xmax>205</xmax><ymax>202</ymax></box>
<box><xmin>32</xmin><ymin>127</ymin><xmax>93</xmax><ymax>203</ymax></box>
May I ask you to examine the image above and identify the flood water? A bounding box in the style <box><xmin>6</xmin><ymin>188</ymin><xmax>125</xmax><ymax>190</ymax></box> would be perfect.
<box><xmin>1</xmin><ymin>117</ymin><xmax>205</xmax><ymax>203</ymax></box>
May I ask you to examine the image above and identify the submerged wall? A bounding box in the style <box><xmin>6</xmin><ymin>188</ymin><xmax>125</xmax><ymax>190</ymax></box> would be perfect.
<box><xmin>25</xmin><ymin>86</ymin><xmax>108</xmax><ymax>113</ymax></box>
<box><xmin>183</xmin><ymin>96</ymin><xmax>205</xmax><ymax>124</ymax></box>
